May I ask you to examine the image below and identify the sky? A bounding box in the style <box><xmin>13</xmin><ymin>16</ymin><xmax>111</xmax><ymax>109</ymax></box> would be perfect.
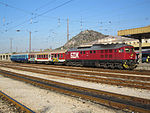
<box><xmin>0</xmin><ymin>0</ymin><xmax>150</xmax><ymax>53</ymax></box>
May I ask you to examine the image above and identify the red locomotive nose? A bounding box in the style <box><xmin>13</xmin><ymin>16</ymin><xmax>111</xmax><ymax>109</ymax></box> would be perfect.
<box><xmin>130</xmin><ymin>54</ymin><xmax>133</xmax><ymax>58</ymax></box>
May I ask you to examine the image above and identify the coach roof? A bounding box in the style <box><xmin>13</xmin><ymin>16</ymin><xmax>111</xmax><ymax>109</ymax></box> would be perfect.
<box><xmin>68</xmin><ymin>43</ymin><xmax>132</xmax><ymax>52</ymax></box>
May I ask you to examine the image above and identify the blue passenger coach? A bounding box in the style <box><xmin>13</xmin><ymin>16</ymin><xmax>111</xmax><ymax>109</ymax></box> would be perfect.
<box><xmin>10</xmin><ymin>54</ymin><xmax>28</xmax><ymax>62</ymax></box>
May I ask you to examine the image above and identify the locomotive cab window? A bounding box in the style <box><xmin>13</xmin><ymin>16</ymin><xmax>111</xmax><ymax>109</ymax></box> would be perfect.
<box><xmin>119</xmin><ymin>49</ymin><xmax>124</xmax><ymax>53</ymax></box>
<box><xmin>125</xmin><ymin>48</ymin><xmax>130</xmax><ymax>53</ymax></box>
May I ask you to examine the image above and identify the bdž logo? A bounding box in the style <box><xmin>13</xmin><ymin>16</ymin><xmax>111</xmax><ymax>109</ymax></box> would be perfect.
<box><xmin>70</xmin><ymin>52</ymin><xmax>79</xmax><ymax>58</ymax></box>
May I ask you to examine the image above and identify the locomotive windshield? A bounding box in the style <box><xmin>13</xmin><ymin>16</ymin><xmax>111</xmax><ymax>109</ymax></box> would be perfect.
<box><xmin>125</xmin><ymin>47</ymin><xmax>135</xmax><ymax>53</ymax></box>
<box><xmin>131</xmin><ymin>48</ymin><xmax>135</xmax><ymax>52</ymax></box>
<box><xmin>125</xmin><ymin>48</ymin><xmax>130</xmax><ymax>53</ymax></box>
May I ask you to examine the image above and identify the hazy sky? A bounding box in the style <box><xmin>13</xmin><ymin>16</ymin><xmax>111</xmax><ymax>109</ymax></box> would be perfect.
<box><xmin>0</xmin><ymin>0</ymin><xmax>150</xmax><ymax>53</ymax></box>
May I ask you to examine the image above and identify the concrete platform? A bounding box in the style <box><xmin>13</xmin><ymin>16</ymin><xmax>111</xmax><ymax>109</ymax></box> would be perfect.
<box><xmin>135</xmin><ymin>63</ymin><xmax>150</xmax><ymax>70</ymax></box>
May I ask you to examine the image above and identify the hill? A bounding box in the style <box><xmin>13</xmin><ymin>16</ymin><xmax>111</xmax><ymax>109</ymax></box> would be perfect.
<box><xmin>57</xmin><ymin>30</ymin><xmax>108</xmax><ymax>50</ymax></box>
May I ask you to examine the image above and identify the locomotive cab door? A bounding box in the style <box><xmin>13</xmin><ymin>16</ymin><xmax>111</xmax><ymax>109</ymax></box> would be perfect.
<box><xmin>115</xmin><ymin>48</ymin><xmax>124</xmax><ymax>60</ymax></box>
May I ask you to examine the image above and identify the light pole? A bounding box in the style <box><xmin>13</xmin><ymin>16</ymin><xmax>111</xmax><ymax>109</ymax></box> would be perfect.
<box><xmin>10</xmin><ymin>38</ymin><xmax>12</xmax><ymax>53</ymax></box>
<box><xmin>29</xmin><ymin>31</ymin><xmax>31</xmax><ymax>53</ymax></box>
<box><xmin>16</xmin><ymin>30</ymin><xmax>32</xmax><ymax>53</ymax></box>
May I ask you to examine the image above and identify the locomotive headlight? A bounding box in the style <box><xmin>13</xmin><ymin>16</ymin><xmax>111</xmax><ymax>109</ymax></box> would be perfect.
<box><xmin>130</xmin><ymin>54</ymin><xmax>133</xmax><ymax>58</ymax></box>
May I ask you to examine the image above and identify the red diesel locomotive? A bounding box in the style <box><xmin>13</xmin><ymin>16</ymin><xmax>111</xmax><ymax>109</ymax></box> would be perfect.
<box><xmin>65</xmin><ymin>44</ymin><xmax>137</xmax><ymax>70</ymax></box>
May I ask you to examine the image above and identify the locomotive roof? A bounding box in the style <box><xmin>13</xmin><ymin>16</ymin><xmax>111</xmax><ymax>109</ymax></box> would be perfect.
<box><xmin>68</xmin><ymin>43</ymin><xmax>133</xmax><ymax>51</ymax></box>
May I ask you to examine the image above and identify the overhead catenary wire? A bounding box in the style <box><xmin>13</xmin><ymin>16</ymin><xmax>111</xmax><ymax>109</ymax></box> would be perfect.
<box><xmin>3</xmin><ymin>0</ymin><xmax>75</xmax><ymax>32</ymax></box>
<box><xmin>0</xmin><ymin>1</ymin><xmax>34</xmax><ymax>15</ymax></box>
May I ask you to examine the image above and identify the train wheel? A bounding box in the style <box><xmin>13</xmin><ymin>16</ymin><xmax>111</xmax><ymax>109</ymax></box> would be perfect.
<box><xmin>95</xmin><ymin>62</ymin><xmax>100</xmax><ymax>67</ymax></box>
<box><xmin>45</xmin><ymin>62</ymin><xmax>49</xmax><ymax>65</ymax></box>
<box><xmin>118</xmin><ymin>64</ymin><xmax>123</xmax><ymax>70</ymax></box>
<box><xmin>110</xmin><ymin>64</ymin><xmax>115</xmax><ymax>69</ymax></box>
<box><xmin>66</xmin><ymin>61</ymin><xmax>71</xmax><ymax>66</ymax></box>
<box><xmin>104</xmin><ymin>64</ymin><xmax>108</xmax><ymax>69</ymax></box>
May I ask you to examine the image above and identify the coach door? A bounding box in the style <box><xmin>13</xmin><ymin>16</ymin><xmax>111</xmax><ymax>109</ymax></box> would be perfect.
<box><xmin>48</xmin><ymin>54</ymin><xmax>52</xmax><ymax>61</ymax></box>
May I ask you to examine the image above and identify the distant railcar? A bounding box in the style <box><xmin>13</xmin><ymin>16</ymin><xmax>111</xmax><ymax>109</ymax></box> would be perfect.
<box><xmin>10</xmin><ymin>54</ymin><xmax>28</xmax><ymax>63</ymax></box>
<box><xmin>136</xmin><ymin>50</ymin><xmax>150</xmax><ymax>63</ymax></box>
<box><xmin>65</xmin><ymin>44</ymin><xmax>137</xmax><ymax>70</ymax></box>
<box><xmin>29</xmin><ymin>51</ymin><xmax>66</xmax><ymax>64</ymax></box>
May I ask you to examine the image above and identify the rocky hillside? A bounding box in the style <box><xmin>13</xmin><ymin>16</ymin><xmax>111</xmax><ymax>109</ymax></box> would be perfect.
<box><xmin>57</xmin><ymin>30</ymin><xmax>108</xmax><ymax>50</ymax></box>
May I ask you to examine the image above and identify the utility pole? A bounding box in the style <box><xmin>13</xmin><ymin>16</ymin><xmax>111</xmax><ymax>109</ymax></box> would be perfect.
<box><xmin>16</xmin><ymin>30</ymin><xmax>33</xmax><ymax>53</ymax></box>
<box><xmin>16</xmin><ymin>47</ymin><xmax>18</xmax><ymax>53</ymax></box>
<box><xmin>10</xmin><ymin>38</ymin><xmax>12</xmax><ymax>53</ymax></box>
<box><xmin>67</xmin><ymin>18</ymin><xmax>69</xmax><ymax>42</ymax></box>
<box><xmin>29</xmin><ymin>31</ymin><xmax>31</xmax><ymax>53</ymax></box>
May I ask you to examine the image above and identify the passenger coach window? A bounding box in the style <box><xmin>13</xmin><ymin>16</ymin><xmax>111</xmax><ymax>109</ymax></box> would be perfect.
<box><xmin>61</xmin><ymin>54</ymin><xmax>63</xmax><ymax>58</ymax></box>
<box><xmin>80</xmin><ymin>51</ymin><xmax>82</xmax><ymax>54</ymax></box>
<box><xmin>90</xmin><ymin>51</ymin><xmax>92</xmax><ymax>54</ymax></box>
<box><xmin>93</xmin><ymin>51</ymin><xmax>96</xmax><ymax>53</ymax></box>
<box><xmin>83</xmin><ymin>51</ymin><xmax>85</xmax><ymax>54</ymax></box>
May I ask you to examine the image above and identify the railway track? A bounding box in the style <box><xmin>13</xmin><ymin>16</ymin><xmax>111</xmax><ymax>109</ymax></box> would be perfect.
<box><xmin>0</xmin><ymin>69</ymin><xmax>149</xmax><ymax>113</ymax></box>
<box><xmin>3</xmin><ymin>61</ymin><xmax>150</xmax><ymax>75</ymax></box>
<box><xmin>0</xmin><ymin>90</ymin><xmax>34</xmax><ymax>113</ymax></box>
<box><xmin>1</xmin><ymin>63</ymin><xmax>150</xmax><ymax>90</ymax></box>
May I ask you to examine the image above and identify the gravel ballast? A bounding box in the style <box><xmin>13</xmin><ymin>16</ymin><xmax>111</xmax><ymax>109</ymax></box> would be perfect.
<box><xmin>0</xmin><ymin>67</ymin><xmax>150</xmax><ymax>100</ymax></box>
<box><xmin>0</xmin><ymin>75</ymin><xmax>123</xmax><ymax>113</ymax></box>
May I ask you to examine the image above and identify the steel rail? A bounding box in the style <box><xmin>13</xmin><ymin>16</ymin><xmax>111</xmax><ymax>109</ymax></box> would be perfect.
<box><xmin>1</xmin><ymin>65</ymin><xmax>150</xmax><ymax>90</ymax></box>
<box><xmin>0</xmin><ymin>90</ymin><xmax>35</xmax><ymax>113</ymax></box>
<box><xmin>0</xmin><ymin>69</ymin><xmax>150</xmax><ymax>113</ymax></box>
<box><xmin>2</xmin><ymin>62</ymin><xmax>150</xmax><ymax>81</ymax></box>
<box><xmin>4</xmin><ymin>61</ymin><xmax>150</xmax><ymax>76</ymax></box>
